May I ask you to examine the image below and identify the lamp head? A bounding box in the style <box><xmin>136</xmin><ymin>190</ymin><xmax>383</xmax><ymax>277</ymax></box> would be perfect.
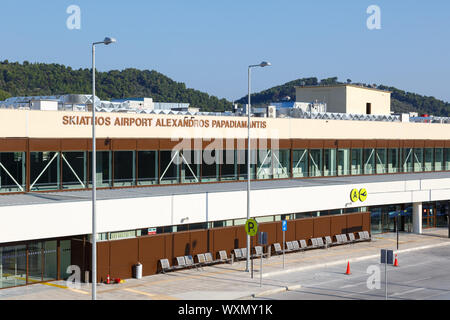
<box><xmin>103</xmin><ymin>37</ymin><xmax>117</xmax><ymax>45</ymax></box>
<box><xmin>259</xmin><ymin>61</ymin><xmax>271</xmax><ymax>67</ymax></box>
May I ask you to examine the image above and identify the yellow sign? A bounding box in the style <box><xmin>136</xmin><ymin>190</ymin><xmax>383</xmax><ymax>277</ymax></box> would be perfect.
<box><xmin>245</xmin><ymin>219</ymin><xmax>258</xmax><ymax>236</ymax></box>
<box><xmin>359</xmin><ymin>188</ymin><xmax>368</xmax><ymax>202</ymax></box>
<box><xmin>350</xmin><ymin>189</ymin><xmax>359</xmax><ymax>202</ymax></box>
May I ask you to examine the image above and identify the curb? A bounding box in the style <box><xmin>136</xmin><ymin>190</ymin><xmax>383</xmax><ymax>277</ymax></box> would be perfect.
<box><xmin>238</xmin><ymin>284</ymin><xmax>303</xmax><ymax>300</ymax></box>
<box><xmin>261</xmin><ymin>240</ymin><xmax>450</xmax><ymax>278</ymax></box>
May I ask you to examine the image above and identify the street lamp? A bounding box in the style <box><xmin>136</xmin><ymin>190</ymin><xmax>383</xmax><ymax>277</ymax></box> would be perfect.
<box><xmin>246</xmin><ymin>61</ymin><xmax>271</xmax><ymax>272</ymax></box>
<box><xmin>91</xmin><ymin>37</ymin><xmax>116</xmax><ymax>301</ymax></box>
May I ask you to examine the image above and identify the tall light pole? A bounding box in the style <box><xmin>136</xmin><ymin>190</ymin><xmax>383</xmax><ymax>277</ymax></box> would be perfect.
<box><xmin>246</xmin><ymin>61</ymin><xmax>271</xmax><ymax>272</ymax></box>
<box><xmin>91</xmin><ymin>37</ymin><xmax>116</xmax><ymax>300</ymax></box>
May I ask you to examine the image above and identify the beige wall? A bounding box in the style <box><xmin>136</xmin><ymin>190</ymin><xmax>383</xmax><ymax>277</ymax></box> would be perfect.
<box><xmin>346</xmin><ymin>86</ymin><xmax>391</xmax><ymax>115</ymax></box>
<box><xmin>295</xmin><ymin>85</ymin><xmax>391</xmax><ymax>115</ymax></box>
<box><xmin>0</xmin><ymin>109</ymin><xmax>449</xmax><ymax>141</ymax></box>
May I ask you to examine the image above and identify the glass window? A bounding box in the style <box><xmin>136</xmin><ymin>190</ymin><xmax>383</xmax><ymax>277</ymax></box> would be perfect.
<box><xmin>435</xmin><ymin>148</ymin><xmax>444</xmax><ymax>171</ymax></box>
<box><xmin>238</xmin><ymin>149</ymin><xmax>256</xmax><ymax>180</ymax></box>
<box><xmin>27</xmin><ymin>242</ymin><xmax>43</xmax><ymax>283</ymax></box>
<box><xmin>376</xmin><ymin>148</ymin><xmax>387</xmax><ymax>174</ymax></box>
<box><xmin>137</xmin><ymin>150</ymin><xmax>158</xmax><ymax>185</ymax></box>
<box><xmin>388</xmin><ymin>148</ymin><xmax>400</xmax><ymax>173</ymax></box>
<box><xmin>292</xmin><ymin>149</ymin><xmax>308</xmax><ymax>178</ymax></box>
<box><xmin>30</xmin><ymin>152</ymin><xmax>60</xmax><ymax>191</ymax></box>
<box><xmin>257</xmin><ymin>149</ymin><xmax>272</xmax><ymax>180</ymax></box>
<box><xmin>88</xmin><ymin>151</ymin><xmax>112</xmax><ymax>188</ymax></box>
<box><xmin>402</xmin><ymin>148</ymin><xmax>413</xmax><ymax>173</ymax></box>
<box><xmin>324</xmin><ymin>149</ymin><xmax>336</xmax><ymax>177</ymax></box>
<box><xmin>181</xmin><ymin>150</ymin><xmax>201</xmax><ymax>183</ymax></box>
<box><xmin>413</xmin><ymin>148</ymin><xmax>424</xmax><ymax>172</ymax></box>
<box><xmin>424</xmin><ymin>148</ymin><xmax>434</xmax><ymax>172</ymax></box>
<box><xmin>309</xmin><ymin>149</ymin><xmax>323</xmax><ymax>177</ymax></box>
<box><xmin>0</xmin><ymin>245</ymin><xmax>27</xmax><ymax>288</ymax></box>
<box><xmin>59</xmin><ymin>240</ymin><xmax>71</xmax><ymax>281</ymax></box>
<box><xmin>272</xmin><ymin>149</ymin><xmax>290</xmax><ymax>179</ymax></box>
<box><xmin>363</xmin><ymin>148</ymin><xmax>375</xmax><ymax>175</ymax></box>
<box><xmin>113</xmin><ymin>151</ymin><xmax>135</xmax><ymax>186</ymax></box>
<box><xmin>0</xmin><ymin>152</ymin><xmax>25</xmax><ymax>192</ymax></box>
<box><xmin>160</xmin><ymin>150</ymin><xmax>180</xmax><ymax>184</ymax></box>
<box><xmin>351</xmin><ymin>149</ymin><xmax>362</xmax><ymax>175</ymax></box>
<box><xmin>62</xmin><ymin>151</ymin><xmax>87</xmax><ymax>190</ymax></box>
<box><xmin>220</xmin><ymin>149</ymin><xmax>237</xmax><ymax>181</ymax></box>
<box><xmin>337</xmin><ymin>149</ymin><xmax>350</xmax><ymax>176</ymax></box>
<box><xmin>201</xmin><ymin>148</ymin><xmax>219</xmax><ymax>182</ymax></box>
<box><xmin>446</xmin><ymin>148</ymin><xmax>450</xmax><ymax>171</ymax></box>
<box><xmin>43</xmin><ymin>241</ymin><xmax>57</xmax><ymax>281</ymax></box>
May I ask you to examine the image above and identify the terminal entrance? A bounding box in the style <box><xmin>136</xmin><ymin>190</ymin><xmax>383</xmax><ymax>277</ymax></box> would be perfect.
<box><xmin>422</xmin><ymin>205</ymin><xmax>435</xmax><ymax>229</ymax></box>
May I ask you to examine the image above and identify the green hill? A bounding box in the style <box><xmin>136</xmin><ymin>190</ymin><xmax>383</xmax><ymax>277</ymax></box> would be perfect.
<box><xmin>0</xmin><ymin>60</ymin><xmax>232</xmax><ymax>112</ymax></box>
<box><xmin>0</xmin><ymin>61</ymin><xmax>448</xmax><ymax>116</ymax></box>
<box><xmin>236</xmin><ymin>77</ymin><xmax>450</xmax><ymax>117</ymax></box>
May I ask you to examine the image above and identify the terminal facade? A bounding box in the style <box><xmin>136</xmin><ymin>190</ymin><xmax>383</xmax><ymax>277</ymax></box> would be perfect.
<box><xmin>0</xmin><ymin>87</ymin><xmax>449</xmax><ymax>288</ymax></box>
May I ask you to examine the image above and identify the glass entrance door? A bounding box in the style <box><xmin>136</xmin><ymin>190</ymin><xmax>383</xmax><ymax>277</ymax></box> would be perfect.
<box><xmin>422</xmin><ymin>204</ymin><xmax>436</xmax><ymax>229</ymax></box>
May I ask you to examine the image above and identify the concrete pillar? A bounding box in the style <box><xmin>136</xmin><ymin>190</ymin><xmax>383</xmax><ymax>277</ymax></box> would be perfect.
<box><xmin>413</xmin><ymin>202</ymin><xmax>423</xmax><ymax>234</ymax></box>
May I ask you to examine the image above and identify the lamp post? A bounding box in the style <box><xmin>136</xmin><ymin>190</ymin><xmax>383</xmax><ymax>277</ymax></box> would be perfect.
<box><xmin>246</xmin><ymin>61</ymin><xmax>271</xmax><ymax>272</ymax></box>
<box><xmin>91</xmin><ymin>37</ymin><xmax>116</xmax><ymax>300</ymax></box>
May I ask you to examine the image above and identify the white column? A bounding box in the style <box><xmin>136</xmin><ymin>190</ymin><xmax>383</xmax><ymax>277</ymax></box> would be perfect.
<box><xmin>413</xmin><ymin>202</ymin><xmax>423</xmax><ymax>234</ymax></box>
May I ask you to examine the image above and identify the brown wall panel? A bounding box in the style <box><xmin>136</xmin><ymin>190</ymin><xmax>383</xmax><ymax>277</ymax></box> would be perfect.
<box><xmin>96</xmin><ymin>242</ymin><xmax>110</xmax><ymax>283</ymax></box>
<box><xmin>446</xmin><ymin>141</ymin><xmax>450</xmax><ymax>148</ymax></box>
<box><xmin>164</xmin><ymin>234</ymin><xmax>173</xmax><ymax>264</ymax></box>
<box><xmin>138</xmin><ymin>235</ymin><xmax>167</xmax><ymax>275</ymax></box>
<box><xmin>258</xmin><ymin>222</ymin><xmax>277</xmax><ymax>246</ymax></box>
<box><xmin>61</xmin><ymin>139</ymin><xmax>88</xmax><ymax>151</ymax></box>
<box><xmin>190</xmin><ymin>230</ymin><xmax>208</xmax><ymax>256</ymax></box>
<box><xmin>434</xmin><ymin>140</ymin><xmax>446</xmax><ymax>148</ymax></box>
<box><xmin>137</xmin><ymin>139</ymin><xmax>159</xmax><ymax>150</ymax></box>
<box><xmin>235</xmin><ymin>226</ymin><xmax>248</xmax><ymax>249</ymax></box>
<box><xmin>345</xmin><ymin>213</ymin><xmax>363</xmax><ymax>234</ymax></box>
<box><xmin>324</xmin><ymin>140</ymin><xmax>337</xmax><ymax>148</ymax></box>
<box><xmin>277</xmin><ymin>139</ymin><xmax>291</xmax><ymax>149</ymax></box>
<box><xmin>108</xmin><ymin>238</ymin><xmax>139</xmax><ymax>280</ymax></box>
<box><xmin>87</xmin><ymin>139</ymin><xmax>111</xmax><ymax>151</ymax></box>
<box><xmin>376</xmin><ymin>140</ymin><xmax>389</xmax><ymax>148</ymax></box>
<box><xmin>414</xmin><ymin>140</ymin><xmax>425</xmax><ymax>148</ymax></box>
<box><xmin>362</xmin><ymin>212</ymin><xmax>371</xmax><ymax>233</ymax></box>
<box><xmin>292</xmin><ymin>139</ymin><xmax>309</xmax><ymax>149</ymax></box>
<box><xmin>402</xmin><ymin>140</ymin><xmax>415</xmax><ymax>148</ymax></box>
<box><xmin>0</xmin><ymin>138</ymin><xmax>27</xmax><ymax>151</ymax></box>
<box><xmin>212</xmin><ymin>227</ymin><xmax>237</xmax><ymax>256</ymax></box>
<box><xmin>351</xmin><ymin>140</ymin><xmax>364</xmax><ymax>148</ymax></box>
<box><xmin>295</xmin><ymin>218</ymin><xmax>314</xmax><ymax>241</ymax></box>
<box><xmin>337</xmin><ymin>140</ymin><xmax>351</xmax><ymax>149</ymax></box>
<box><xmin>172</xmin><ymin>232</ymin><xmax>191</xmax><ymax>260</ymax></box>
<box><xmin>424</xmin><ymin>140</ymin><xmax>435</xmax><ymax>148</ymax></box>
<box><xmin>330</xmin><ymin>215</ymin><xmax>347</xmax><ymax>237</ymax></box>
<box><xmin>29</xmin><ymin>139</ymin><xmax>60</xmax><ymax>151</ymax></box>
<box><xmin>160</xmin><ymin>138</ymin><xmax>184</xmax><ymax>150</ymax></box>
<box><xmin>313</xmin><ymin>216</ymin><xmax>331</xmax><ymax>238</ymax></box>
<box><xmin>364</xmin><ymin>140</ymin><xmax>377</xmax><ymax>149</ymax></box>
<box><xmin>309</xmin><ymin>140</ymin><xmax>324</xmax><ymax>149</ymax></box>
<box><xmin>388</xmin><ymin>140</ymin><xmax>401</xmax><ymax>148</ymax></box>
<box><xmin>112</xmin><ymin>139</ymin><xmax>137</xmax><ymax>150</ymax></box>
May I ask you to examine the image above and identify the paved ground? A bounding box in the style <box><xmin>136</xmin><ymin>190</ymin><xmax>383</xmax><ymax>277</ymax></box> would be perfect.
<box><xmin>1</xmin><ymin>228</ymin><xmax>449</xmax><ymax>300</ymax></box>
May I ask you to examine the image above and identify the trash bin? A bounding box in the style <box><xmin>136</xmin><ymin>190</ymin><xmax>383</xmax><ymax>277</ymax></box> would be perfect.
<box><xmin>134</xmin><ymin>263</ymin><xmax>142</xmax><ymax>279</ymax></box>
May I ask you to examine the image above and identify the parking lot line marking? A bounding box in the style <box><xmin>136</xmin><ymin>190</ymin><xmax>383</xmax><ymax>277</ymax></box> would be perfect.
<box><xmin>124</xmin><ymin>288</ymin><xmax>179</xmax><ymax>300</ymax></box>
<box><xmin>391</xmin><ymin>287</ymin><xmax>425</xmax><ymax>297</ymax></box>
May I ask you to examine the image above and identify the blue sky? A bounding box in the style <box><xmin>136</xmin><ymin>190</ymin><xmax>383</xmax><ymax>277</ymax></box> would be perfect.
<box><xmin>1</xmin><ymin>0</ymin><xmax>450</xmax><ymax>102</ymax></box>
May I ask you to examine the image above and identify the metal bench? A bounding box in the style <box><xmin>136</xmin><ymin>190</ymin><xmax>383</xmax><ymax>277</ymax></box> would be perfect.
<box><xmin>325</xmin><ymin>236</ymin><xmax>333</xmax><ymax>247</ymax></box>
<box><xmin>299</xmin><ymin>239</ymin><xmax>308</xmax><ymax>250</ymax></box>
<box><xmin>218</xmin><ymin>250</ymin><xmax>231</xmax><ymax>263</ymax></box>
<box><xmin>240</xmin><ymin>248</ymin><xmax>248</xmax><ymax>259</ymax></box>
<box><xmin>340</xmin><ymin>234</ymin><xmax>349</xmax><ymax>244</ymax></box>
<box><xmin>316</xmin><ymin>237</ymin><xmax>325</xmax><ymax>248</ymax></box>
<box><xmin>335</xmin><ymin>234</ymin><xmax>343</xmax><ymax>244</ymax></box>
<box><xmin>348</xmin><ymin>233</ymin><xmax>356</xmax><ymax>243</ymax></box>
<box><xmin>311</xmin><ymin>238</ymin><xmax>319</xmax><ymax>248</ymax></box>
<box><xmin>159</xmin><ymin>258</ymin><xmax>174</xmax><ymax>273</ymax></box>
<box><xmin>286</xmin><ymin>241</ymin><xmax>294</xmax><ymax>252</ymax></box>
<box><xmin>273</xmin><ymin>243</ymin><xmax>283</xmax><ymax>255</ymax></box>
<box><xmin>254</xmin><ymin>246</ymin><xmax>263</xmax><ymax>257</ymax></box>
<box><xmin>176</xmin><ymin>256</ymin><xmax>187</xmax><ymax>268</ymax></box>
<box><xmin>204</xmin><ymin>252</ymin><xmax>216</xmax><ymax>265</ymax></box>
<box><xmin>363</xmin><ymin>231</ymin><xmax>372</xmax><ymax>241</ymax></box>
<box><xmin>184</xmin><ymin>255</ymin><xmax>198</xmax><ymax>269</ymax></box>
<box><xmin>196</xmin><ymin>253</ymin><xmax>206</xmax><ymax>265</ymax></box>
<box><xmin>292</xmin><ymin>240</ymin><xmax>301</xmax><ymax>251</ymax></box>
<box><xmin>233</xmin><ymin>248</ymin><xmax>243</xmax><ymax>260</ymax></box>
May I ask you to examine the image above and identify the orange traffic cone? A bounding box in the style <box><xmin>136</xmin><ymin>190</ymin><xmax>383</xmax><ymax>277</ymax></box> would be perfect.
<box><xmin>394</xmin><ymin>254</ymin><xmax>399</xmax><ymax>267</ymax></box>
<box><xmin>106</xmin><ymin>274</ymin><xmax>110</xmax><ymax>284</ymax></box>
<box><xmin>345</xmin><ymin>261</ymin><xmax>351</xmax><ymax>275</ymax></box>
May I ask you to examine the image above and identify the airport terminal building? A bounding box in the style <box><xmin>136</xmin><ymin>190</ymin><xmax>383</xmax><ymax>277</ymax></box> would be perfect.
<box><xmin>0</xmin><ymin>86</ymin><xmax>449</xmax><ymax>288</ymax></box>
